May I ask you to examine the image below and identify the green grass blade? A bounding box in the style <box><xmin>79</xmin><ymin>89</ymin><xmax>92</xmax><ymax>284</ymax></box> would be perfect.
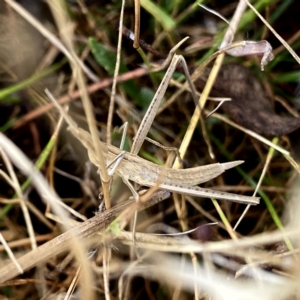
<box><xmin>210</xmin><ymin>132</ymin><xmax>293</xmax><ymax>249</ymax></box>
<box><xmin>0</xmin><ymin>59</ymin><xmax>66</xmax><ymax>101</ymax></box>
<box><xmin>0</xmin><ymin>125</ymin><xmax>60</xmax><ymax>220</ymax></box>
<box><xmin>141</xmin><ymin>0</ymin><xmax>176</xmax><ymax>31</ymax></box>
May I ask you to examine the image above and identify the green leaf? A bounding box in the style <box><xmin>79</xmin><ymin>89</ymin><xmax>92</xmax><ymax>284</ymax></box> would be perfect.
<box><xmin>89</xmin><ymin>37</ymin><xmax>118</xmax><ymax>75</ymax></box>
<box><xmin>89</xmin><ymin>38</ymin><xmax>155</xmax><ymax>109</ymax></box>
<box><xmin>139</xmin><ymin>87</ymin><xmax>155</xmax><ymax>110</ymax></box>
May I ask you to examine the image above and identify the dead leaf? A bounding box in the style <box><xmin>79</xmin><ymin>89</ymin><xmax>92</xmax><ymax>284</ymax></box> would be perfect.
<box><xmin>225</xmin><ymin>40</ymin><xmax>274</xmax><ymax>71</ymax></box>
<box><xmin>199</xmin><ymin>64</ymin><xmax>300</xmax><ymax>137</ymax></box>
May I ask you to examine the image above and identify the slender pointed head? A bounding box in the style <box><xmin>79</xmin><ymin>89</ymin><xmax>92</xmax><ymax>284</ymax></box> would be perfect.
<box><xmin>222</xmin><ymin>160</ymin><xmax>244</xmax><ymax>171</ymax></box>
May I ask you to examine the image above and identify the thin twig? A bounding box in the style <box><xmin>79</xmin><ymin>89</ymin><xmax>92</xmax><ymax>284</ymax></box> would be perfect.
<box><xmin>0</xmin><ymin>233</ymin><xmax>23</xmax><ymax>275</ymax></box>
<box><xmin>243</xmin><ymin>0</ymin><xmax>300</xmax><ymax>65</ymax></box>
<box><xmin>133</xmin><ymin>0</ymin><xmax>141</xmax><ymax>49</ymax></box>
<box><xmin>234</xmin><ymin>138</ymin><xmax>278</xmax><ymax>231</ymax></box>
<box><xmin>0</xmin><ymin>149</ymin><xmax>37</xmax><ymax>250</ymax></box>
<box><xmin>107</xmin><ymin>0</ymin><xmax>125</xmax><ymax>145</ymax></box>
<box><xmin>13</xmin><ymin>67</ymin><xmax>149</xmax><ymax>129</ymax></box>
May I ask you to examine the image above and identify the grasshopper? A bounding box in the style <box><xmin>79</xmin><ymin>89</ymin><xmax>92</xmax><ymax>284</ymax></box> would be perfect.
<box><xmin>46</xmin><ymin>90</ymin><xmax>259</xmax><ymax>205</ymax></box>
